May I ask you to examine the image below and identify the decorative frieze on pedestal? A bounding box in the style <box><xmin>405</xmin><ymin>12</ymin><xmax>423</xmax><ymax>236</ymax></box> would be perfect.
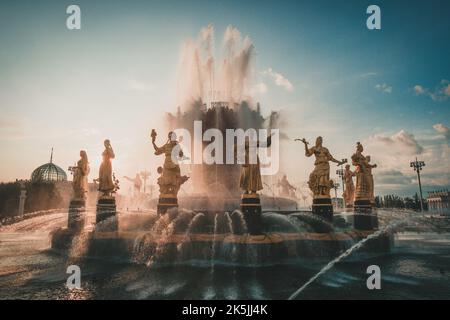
<box><xmin>68</xmin><ymin>199</ymin><xmax>86</xmax><ymax>231</ymax></box>
<box><xmin>157</xmin><ymin>194</ymin><xmax>178</xmax><ymax>215</ymax></box>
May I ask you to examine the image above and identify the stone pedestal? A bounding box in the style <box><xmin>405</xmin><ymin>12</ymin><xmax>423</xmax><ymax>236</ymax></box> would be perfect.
<box><xmin>240</xmin><ymin>193</ymin><xmax>263</xmax><ymax>235</ymax></box>
<box><xmin>312</xmin><ymin>197</ymin><xmax>333</xmax><ymax>222</ymax></box>
<box><xmin>68</xmin><ymin>199</ymin><xmax>86</xmax><ymax>231</ymax></box>
<box><xmin>96</xmin><ymin>197</ymin><xmax>118</xmax><ymax>231</ymax></box>
<box><xmin>157</xmin><ymin>195</ymin><xmax>178</xmax><ymax>215</ymax></box>
<box><xmin>354</xmin><ymin>198</ymin><xmax>378</xmax><ymax>230</ymax></box>
<box><xmin>354</xmin><ymin>198</ymin><xmax>372</xmax><ymax>213</ymax></box>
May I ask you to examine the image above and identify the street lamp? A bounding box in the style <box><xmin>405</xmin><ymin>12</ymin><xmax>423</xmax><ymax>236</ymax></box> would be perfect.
<box><xmin>336</xmin><ymin>158</ymin><xmax>347</xmax><ymax>197</ymax></box>
<box><xmin>410</xmin><ymin>158</ymin><xmax>425</xmax><ymax>212</ymax></box>
<box><xmin>140</xmin><ymin>170</ymin><xmax>151</xmax><ymax>194</ymax></box>
<box><xmin>332</xmin><ymin>181</ymin><xmax>340</xmax><ymax>209</ymax></box>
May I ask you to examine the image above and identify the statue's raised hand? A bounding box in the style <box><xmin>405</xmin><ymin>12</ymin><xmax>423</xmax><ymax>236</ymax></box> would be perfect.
<box><xmin>295</xmin><ymin>138</ymin><xmax>309</xmax><ymax>145</ymax></box>
<box><xmin>151</xmin><ymin>129</ymin><xmax>157</xmax><ymax>142</ymax></box>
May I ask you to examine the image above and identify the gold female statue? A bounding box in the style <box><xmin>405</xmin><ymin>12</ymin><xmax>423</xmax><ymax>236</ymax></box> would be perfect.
<box><xmin>365</xmin><ymin>155</ymin><xmax>377</xmax><ymax>203</ymax></box>
<box><xmin>151</xmin><ymin>130</ymin><xmax>188</xmax><ymax>197</ymax></box>
<box><xmin>98</xmin><ymin>139</ymin><xmax>116</xmax><ymax>197</ymax></box>
<box><xmin>343</xmin><ymin>164</ymin><xmax>355</xmax><ymax>206</ymax></box>
<box><xmin>297</xmin><ymin>136</ymin><xmax>345</xmax><ymax>197</ymax></box>
<box><xmin>352</xmin><ymin>142</ymin><xmax>370</xmax><ymax>199</ymax></box>
<box><xmin>239</xmin><ymin>134</ymin><xmax>272</xmax><ymax>194</ymax></box>
<box><xmin>71</xmin><ymin>150</ymin><xmax>90</xmax><ymax>200</ymax></box>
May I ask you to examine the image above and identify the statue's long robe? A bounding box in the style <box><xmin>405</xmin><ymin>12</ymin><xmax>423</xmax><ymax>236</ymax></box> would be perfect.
<box><xmin>239</xmin><ymin>137</ymin><xmax>271</xmax><ymax>193</ymax></box>
<box><xmin>99</xmin><ymin>148</ymin><xmax>115</xmax><ymax>193</ymax></box>
<box><xmin>73</xmin><ymin>158</ymin><xmax>89</xmax><ymax>199</ymax></box>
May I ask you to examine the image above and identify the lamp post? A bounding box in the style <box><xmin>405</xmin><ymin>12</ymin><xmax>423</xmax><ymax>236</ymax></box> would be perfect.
<box><xmin>16</xmin><ymin>179</ymin><xmax>27</xmax><ymax>218</ymax></box>
<box><xmin>410</xmin><ymin>158</ymin><xmax>425</xmax><ymax>212</ymax></box>
<box><xmin>140</xmin><ymin>170</ymin><xmax>151</xmax><ymax>194</ymax></box>
<box><xmin>332</xmin><ymin>181</ymin><xmax>340</xmax><ymax>209</ymax></box>
<box><xmin>336</xmin><ymin>168</ymin><xmax>344</xmax><ymax>196</ymax></box>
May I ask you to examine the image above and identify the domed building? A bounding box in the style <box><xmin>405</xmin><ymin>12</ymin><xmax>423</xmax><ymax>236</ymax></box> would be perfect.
<box><xmin>31</xmin><ymin>148</ymin><xmax>67</xmax><ymax>183</ymax></box>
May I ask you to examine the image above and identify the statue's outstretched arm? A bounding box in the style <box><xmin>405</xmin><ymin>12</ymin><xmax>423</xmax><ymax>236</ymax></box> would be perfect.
<box><xmin>153</xmin><ymin>141</ymin><xmax>164</xmax><ymax>155</ymax></box>
<box><xmin>327</xmin><ymin>150</ymin><xmax>342</xmax><ymax>164</ymax></box>
<box><xmin>305</xmin><ymin>146</ymin><xmax>314</xmax><ymax>157</ymax></box>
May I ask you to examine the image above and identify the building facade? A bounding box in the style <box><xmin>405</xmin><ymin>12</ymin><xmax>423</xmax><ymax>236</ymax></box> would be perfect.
<box><xmin>427</xmin><ymin>190</ymin><xmax>449</xmax><ymax>213</ymax></box>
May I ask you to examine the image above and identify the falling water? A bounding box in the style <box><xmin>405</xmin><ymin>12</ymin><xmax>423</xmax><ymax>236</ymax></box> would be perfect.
<box><xmin>230</xmin><ymin>210</ymin><xmax>248</xmax><ymax>235</ymax></box>
<box><xmin>287</xmin><ymin>214</ymin><xmax>414</xmax><ymax>300</ymax></box>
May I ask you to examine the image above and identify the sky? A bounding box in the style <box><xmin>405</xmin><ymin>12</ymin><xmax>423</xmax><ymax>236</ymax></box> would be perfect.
<box><xmin>0</xmin><ymin>0</ymin><xmax>449</xmax><ymax>197</ymax></box>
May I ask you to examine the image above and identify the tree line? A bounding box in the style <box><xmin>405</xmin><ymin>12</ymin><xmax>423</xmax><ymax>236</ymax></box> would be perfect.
<box><xmin>374</xmin><ymin>193</ymin><xmax>427</xmax><ymax>210</ymax></box>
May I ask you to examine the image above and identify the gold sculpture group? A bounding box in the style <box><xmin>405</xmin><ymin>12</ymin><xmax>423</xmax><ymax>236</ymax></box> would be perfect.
<box><xmin>70</xmin><ymin>131</ymin><xmax>376</xmax><ymax>212</ymax></box>
<box><xmin>70</xmin><ymin>139</ymin><xmax>118</xmax><ymax>201</ymax></box>
<box><xmin>296</xmin><ymin>137</ymin><xmax>376</xmax><ymax>207</ymax></box>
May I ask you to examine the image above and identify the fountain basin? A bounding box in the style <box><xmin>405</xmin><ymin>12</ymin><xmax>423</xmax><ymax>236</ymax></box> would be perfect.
<box><xmin>50</xmin><ymin>210</ymin><xmax>393</xmax><ymax>266</ymax></box>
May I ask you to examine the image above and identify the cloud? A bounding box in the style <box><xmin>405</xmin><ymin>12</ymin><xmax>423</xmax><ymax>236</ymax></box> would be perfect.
<box><xmin>362</xmin><ymin>131</ymin><xmax>449</xmax><ymax>196</ymax></box>
<box><xmin>375</xmin><ymin>169</ymin><xmax>413</xmax><ymax>186</ymax></box>
<box><xmin>261</xmin><ymin>68</ymin><xmax>293</xmax><ymax>91</ymax></box>
<box><xmin>413</xmin><ymin>79</ymin><xmax>450</xmax><ymax>101</ymax></box>
<box><xmin>433</xmin><ymin>123</ymin><xmax>450</xmax><ymax>143</ymax></box>
<box><xmin>366</xmin><ymin>130</ymin><xmax>424</xmax><ymax>155</ymax></box>
<box><xmin>445</xmin><ymin>84</ymin><xmax>450</xmax><ymax>96</ymax></box>
<box><xmin>413</xmin><ymin>85</ymin><xmax>425</xmax><ymax>95</ymax></box>
<box><xmin>375</xmin><ymin>83</ymin><xmax>392</xmax><ymax>93</ymax></box>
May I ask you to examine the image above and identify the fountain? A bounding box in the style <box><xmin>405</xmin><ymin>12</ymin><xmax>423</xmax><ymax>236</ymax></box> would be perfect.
<box><xmin>49</xmin><ymin>25</ymin><xmax>392</xmax><ymax>267</ymax></box>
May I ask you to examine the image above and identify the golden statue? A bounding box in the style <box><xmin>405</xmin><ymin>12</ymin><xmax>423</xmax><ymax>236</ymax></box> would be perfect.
<box><xmin>151</xmin><ymin>130</ymin><xmax>189</xmax><ymax>197</ymax></box>
<box><xmin>343</xmin><ymin>164</ymin><xmax>355</xmax><ymax>207</ymax></box>
<box><xmin>239</xmin><ymin>135</ymin><xmax>272</xmax><ymax>194</ymax></box>
<box><xmin>98</xmin><ymin>139</ymin><xmax>116</xmax><ymax>197</ymax></box>
<box><xmin>69</xmin><ymin>150</ymin><xmax>90</xmax><ymax>200</ymax></box>
<box><xmin>351</xmin><ymin>142</ymin><xmax>370</xmax><ymax>199</ymax></box>
<box><xmin>297</xmin><ymin>136</ymin><xmax>345</xmax><ymax>197</ymax></box>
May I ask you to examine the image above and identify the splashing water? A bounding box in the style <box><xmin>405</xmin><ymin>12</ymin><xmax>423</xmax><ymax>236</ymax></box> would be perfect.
<box><xmin>177</xmin><ymin>25</ymin><xmax>254</xmax><ymax>109</ymax></box>
<box><xmin>287</xmin><ymin>214</ymin><xmax>415</xmax><ymax>300</ymax></box>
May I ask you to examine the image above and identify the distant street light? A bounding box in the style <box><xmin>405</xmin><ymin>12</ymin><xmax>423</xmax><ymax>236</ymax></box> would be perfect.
<box><xmin>410</xmin><ymin>158</ymin><xmax>425</xmax><ymax>212</ymax></box>
<box><xmin>140</xmin><ymin>170</ymin><xmax>151</xmax><ymax>194</ymax></box>
<box><xmin>336</xmin><ymin>158</ymin><xmax>347</xmax><ymax>199</ymax></box>
<box><xmin>332</xmin><ymin>181</ymin><xmax>340</xmax><ymax>208</ymax></box>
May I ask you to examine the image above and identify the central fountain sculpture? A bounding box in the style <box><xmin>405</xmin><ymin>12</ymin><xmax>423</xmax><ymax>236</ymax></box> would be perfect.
<box><xmin>296</xmin><ymin>137</ymin><xmax>346</xmax><ymax>221</ymax></box>
<box><xmin>50</xmin><ymin>128</ymin><xmax>389</xmax><ymax>263</ymax></box>
<box><xmin>151</xmin><ymin>129</ymin><xmax>189</xmax><ymax>214</ymax></box>
<box><xmin>67</xmin><ymin>150</ymin><xmax>90</xmax><ymax>231</ymax></box>
<box><xmin>96</xmin><ymin>139</ymin><xmax>119</xmax><ymax>231</ymax></box>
